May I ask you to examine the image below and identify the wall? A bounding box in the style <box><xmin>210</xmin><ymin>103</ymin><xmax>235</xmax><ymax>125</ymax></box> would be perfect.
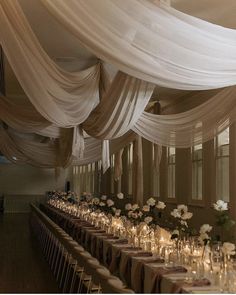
<box><xmin>0</xmin><ymin>163</ymin><xmax>71</xmax><ymax>212</ymax></box>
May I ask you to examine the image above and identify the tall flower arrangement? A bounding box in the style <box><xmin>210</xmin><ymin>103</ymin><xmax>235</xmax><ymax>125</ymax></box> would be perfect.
<box><xmin>213</xmin><ymin>200</ymin><xmax>235</xmax><ymax>241</ymax></box>
<box><xmin>141</xmin><ymin>198</ymin><xmax>166</xmax><ymax>227</ymax></box>
<box><xmin>170</xmin><ymin>204</ymin><xmax>193</xmax><ymax>239</ymax></box>
<box><xmin>125</xmin><ymin>203</ymin><xmax>143</xmax><ymax>225</ymax></box>
<box><xmin>198</xmin><ymin>224</ymin><xmax>212</xmax><ymax>245</ymax></box>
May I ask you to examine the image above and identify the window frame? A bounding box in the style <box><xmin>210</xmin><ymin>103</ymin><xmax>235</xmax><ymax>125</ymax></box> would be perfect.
<box><xmin>167</xmin><ymin>147</ymin><xmax>176</xmax><ymax>201</ymax></box>
<box><xmin>215</xmin><ymin>130</ymin><xmax>230</xmax><ymax>203</ymax></box>
<box><xmin>191</xmin><ymin>145</ymin><xmax>203</xmax><ymax>203</ymax></box>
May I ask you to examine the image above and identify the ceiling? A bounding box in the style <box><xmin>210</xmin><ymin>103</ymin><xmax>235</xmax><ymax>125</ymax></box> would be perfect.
<box><xmin>4</xmin><ymin>0</ymin><xmax>236</xmax><ymax>112</ymax></box>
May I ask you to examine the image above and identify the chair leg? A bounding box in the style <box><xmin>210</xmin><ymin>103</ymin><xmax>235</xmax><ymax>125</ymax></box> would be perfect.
<box><xmin>56</xmin><ymin>246</ymin><xmax>65</xmax><ymax>282</ymax></box>
<box><xmin>59</xmin><ymin>252</ymin><xmax>68</xmax><ymax>289</ymax></box>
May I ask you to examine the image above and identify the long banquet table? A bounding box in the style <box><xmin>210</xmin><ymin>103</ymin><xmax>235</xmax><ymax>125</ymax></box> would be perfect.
<box><xmin>40</xmin><ymin>203</ymin><xmax>222</xmax><ymax>293</ymax></box>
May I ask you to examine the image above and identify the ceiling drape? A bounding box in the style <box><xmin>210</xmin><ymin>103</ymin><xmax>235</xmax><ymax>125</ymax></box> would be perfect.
<box><xmin>0</xmin><ymin>0</ymin><xmax>236</xmax><ymax>169</ymax></box>
<box><xmin>41</xmin><ymin>0</ymin><xmax>236</xmax><ymax>90</ymax></box>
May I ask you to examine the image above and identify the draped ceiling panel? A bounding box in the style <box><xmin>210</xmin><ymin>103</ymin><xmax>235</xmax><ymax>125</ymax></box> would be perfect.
<box><xmin>0</xmin><ymin>0</ymin><xmax>236</xmax><ymax>169</ymax></box>
<box><xmin>41</xmin><ymin>0</ymin><xmax>236</xmax><ymax>90</ymax></box>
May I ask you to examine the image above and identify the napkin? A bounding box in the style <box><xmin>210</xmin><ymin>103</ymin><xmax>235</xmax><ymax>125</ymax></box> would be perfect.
<box><xmin>112</xmin><ymin>238</ymin><xmax>128</xmax><ymax>244</ymax></box>
<box><xmin>171</xmin><ymin>278</ymin><xmax>211</xmax><ymax>293</ymax></box>
<box><xmin>150</xmin><ymin>266</ymin><xmax>187</xmax><ymax>293</ymax></box>
<box><xmin>123</xmin><ymin>246</ymin><xmax>142</xmax><ymax>251</ymax></box>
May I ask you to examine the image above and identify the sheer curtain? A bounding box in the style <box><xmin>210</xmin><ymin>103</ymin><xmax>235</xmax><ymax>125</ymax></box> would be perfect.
<box><xmin>41</xmin><ymin>0</ymin><xmax>236</xmax><ymax>89</ymax></box>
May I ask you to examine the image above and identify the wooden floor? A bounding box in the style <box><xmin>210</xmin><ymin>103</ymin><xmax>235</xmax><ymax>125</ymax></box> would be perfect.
<box><xmin>0</xmin><ymin>213</ymin><xmax>60</xmax><ymax>293</ymax></box>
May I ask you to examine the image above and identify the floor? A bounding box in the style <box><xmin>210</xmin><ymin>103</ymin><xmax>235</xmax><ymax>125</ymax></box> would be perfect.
<box><xmin>0</xmin><ymin>213</ymin><xmax>59</xmax><ymax>293</ymax></box>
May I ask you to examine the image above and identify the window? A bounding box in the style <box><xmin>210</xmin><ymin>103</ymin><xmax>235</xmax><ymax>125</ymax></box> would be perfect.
<box><xmin>215</xmin><ymin>128</ymin><xmax>229</xmax><ymax>202</ymax></box>
<box><xmin>72</xmin><ymin>162</ymin><xmax>97</xmax><ymax>195</ymax></box>
<box><xmin>87</xmin><ymin>163</ymin><xmax>96</xmax><ymax>194</ymax></box>
<box><xmin>192</xmin><ymin>144</ymin><xmax>203</xmax><ymax>200</ymax></box>
<box><xmin>167</xmin><ymin>147</ymin><xmax>176</xmax><ymax>198</ymax></box>
<box><xmin>152</xmin><ymin>144</ymin><xmax>160</xmax><ymax>197</ymax></box>
<box><xmin>128</xmin><ymin>143</ymin><xmax>133</xmax><ymax>195</ymax></box>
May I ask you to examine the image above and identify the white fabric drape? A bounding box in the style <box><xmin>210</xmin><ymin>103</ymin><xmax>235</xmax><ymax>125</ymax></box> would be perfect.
<box><xmin>0</xmin><ymin>0</ymin><xmax>101</xmax><ymax>127</ymax></box>
<box><xmin>2</xmin><ymin>0</ymin><xmax>236</xmax><ymax>170</ymax></box>
<box><xmin>83</xmin><ymin>71</ymin><xmax>154</xmax><ymax>138</ymax></box>
<box><xmin>73</xmin><ymin>132</ymin><xmax>136</xmax><ymax>166</ymax></box>
<box><xmin>0</xmin><ymin>126</ymin><xmax>60</xmax><ymax>167</ymax></box>
<box><xmin>132</xmin><ymin>86</ymin><xmax>236</xmax><ymax>147</ymax></box>
<box><xmin>153</xmin><ymin>144</ymin><xmax>162</xmax><ymax>173</ymax></box>
<box><xmin>41</xmin><ymin>0</ymin><xmax>236</xmax><ymax>90</ymax></box>
<box><xmin>114</xmin><ymin>149</ymin><xmax>124</xmax><ymax>181</ymax></box>
<box><xmin>0</xmin><ymin>96</ymin><xmax>61</xmax><ymax>138</ymax></box>
<box><xmin>102</xmin><ymin>140</ymin><xmax>110</xmax><ymax>173</ymax></box>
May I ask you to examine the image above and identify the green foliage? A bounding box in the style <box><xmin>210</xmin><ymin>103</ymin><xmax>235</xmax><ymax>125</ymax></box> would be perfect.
<box><xmin>215</xmin><ymin>211</ymin><xmax>235</xmax><ymax>230</ymax></box>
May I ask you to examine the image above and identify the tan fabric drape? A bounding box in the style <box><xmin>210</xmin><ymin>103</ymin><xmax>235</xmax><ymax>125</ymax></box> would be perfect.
<box><xmin>114</xmin><ymin>148</ymin><xmax>124</xmax><ymax>181</ymax></box>
<box><xmin>83</xmin><ymin>71</ymin><xmax>154</xmax><ymax>139</ymax></box>
<box><xmin>0</xmin><ymin>96</ymin><xmax>61</xmax><ymax>138</ymax></box>
<box><xmin>132</xmin><ymin>135</ymin><xmax>143</xmax><ymax>205</ymax></box>
<box><xmin>0</xmin><ymin>125</ymin><xmax>72</xmax><ymax>168</ymax></box>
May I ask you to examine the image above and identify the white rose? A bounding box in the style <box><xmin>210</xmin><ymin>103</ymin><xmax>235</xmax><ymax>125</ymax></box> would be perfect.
<box><xmin>101</xmin><ymin>195</ymin><xmax>107</xmax><ymax>201</ymax></box>
<box><xmin>171</xmin><ymin>209</ymin><xmax>181</xmax><ymax>218</ymax></box>
<box><xmin>128</xmin><ymin>210</ymin><xmax>133</xmax><ymax>218</ymax></box>
<box><xmin>198</xmin><ymin>233</ymin><xmax>210</xmax><ymax>245</ymax></box>
<box><xmin>146</xmin><ymin>197</ymin><xmax>156</xmax><ymax>207</ymax></box>
<box><xmin>222</xmin><ymin>242</ymin><xmax>236</xmax><ymax>256</ymax></box>
<box><xmin>144</xmin><ymin>216</ymin><xmax>153</xmax><ymax>224</ymax></box>
<box><xmin>142</xmin><ymin>205</ymin><xmax>150</xmax><ymax>212</ymax></box>
<box><xmin>156</xmin><ymin>201</ymin><xmax>166</xmax><ymax>210</ymax></box>
<box><xmin>92</xmin><ymin>197</ymin><xmax>99</xmax><ymax>205</ymax></box>
<box><xmin>213</xmin><ymin>200</ymin><xmax>228</xmax><ymax>211</ymax></box>
<box><xmin>107</xmin><ymin>199</ymin><xmax>114</xmax><ymax>207</ymax></box>
<box><xmin>125</xmin><ymin>203</ymin><xmax>132</xmax><ymax>210</ymax></box>
<box><xmin>99</xmin><ymin>202</ymin><xmax>106</xmax><ymax>207</ymax></box>
<box><xmin>181</xmin><ymin>212</ymin><xmax>193</xmax><ymax>220</ymax></box>
<box><xmin>200</xmin><ymin>224</ymin><xmax>212</xmax><ymax>234</ymax></box>
<box><xmin>138</xmin><ymin>211</ymin><xmax>143</xmax><ymax>218</ymax></box>
<box><xmin>132</xmin><ymin>204</ymin><xmax>139</xmax><ymax>211</ymax></box>
<box><xmin>177</xmin><ymin>204</ymin><xmax>188</xmax><ymax>213</ymax></box>
<box><xmin>117</xmin><ymin>192</ymin><xmax>124</xmax><ymax>199</ymax></box>
<box><xmin>172</xmin><ymin>229</ymin><xmax>179</xmax><ymax>236</ymax></box>
<box><xmin>200</xmin><ymin>232</ymin><xmax>210</xmax><ymax>240</ymax></box>
<box><xmin>112</xmin><ymin>207</ymin><xmax>116</xmax><ymax>212</ymax></box>
<box><xmin>115</xmin><ymin>209</ymin><xmax>121</xmax><ymax>216</ymax></box>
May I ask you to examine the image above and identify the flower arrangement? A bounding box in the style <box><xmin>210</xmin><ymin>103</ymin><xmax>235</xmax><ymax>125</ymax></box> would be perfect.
<box><xmin>222</xmin><ymin>242</ymin><xmax>236</xmax><ymax>256</ymax></box>
<box><xmin>213</xmin><ymin>199</ymin><xmax>235</xmax><ymax>241</ymax></box>
<box><xmin>125</xmin><ymin>203</ymin><xmax>143</xmax><ymax>225</ymax></box>
<box><xmin>170</xmin><ymin>204</ymin><xmax>193</xmax><ymax>238</ymax></box>
<box><xmin>117</xmin><ymin>192</ymin><xmax>124</xmax><ymax>199</ymax></box>
<box><xmin>198</xmin><ymin>224</ymin><xmax>212</xmax><ymax>245</ymax></box>
<box><xmin>48</xmin><ymin>190</ymin><xmax>77</xmax><ymax>203</ymax></box>
<box><xmin>81</xmin><ymin>192</ymin><xmax>92</xmax><ymax>202</ymax></box>
<box><xmin>138</xmin><ymin>198</ymin><xmax>166</xmax><ymax>227</ymax></box>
